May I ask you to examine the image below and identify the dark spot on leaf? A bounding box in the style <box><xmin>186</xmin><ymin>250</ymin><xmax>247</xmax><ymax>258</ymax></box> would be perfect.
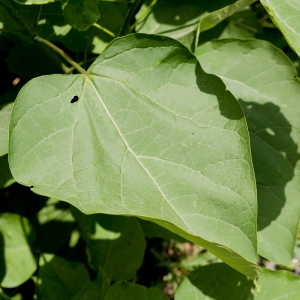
<box><xmin>29</xmin><ymin>185</ymin><xmax>34</xmax><ymax>188</ymax></box>
<box><xmin>70</xmin><ymin>95</ymin><xmax>79</xmax><ymax>103</ymax></box>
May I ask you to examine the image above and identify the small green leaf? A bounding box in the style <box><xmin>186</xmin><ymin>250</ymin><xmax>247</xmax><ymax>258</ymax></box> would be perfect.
<box><xmin>0</xmin><ymin>213</ymin><xmax>36</xmax><ymax>288</ymax></box>
<box><xmin>61</xmin><ymin>0</ymin><xmax>100</xmax><ymax>31</ymax></box>
<box><xmin>261</xmin><ymin>0</ymin><xmax>300</xmax><ymax>57</ymax></box>
<box><xmin>71</xmin><ymin>268</ymin><xmax>111</xmax><ymax>300</ymax></box>
<box><xmin>87</xmin><ymin>215</ymin><xmax>146</xmax><ymax>281</ymax></box>
<box><xmin>9</xmin><ymin>34</ymin><xmax>261</xmax><ymax>278</ymax></box>
<box><xmin>196</xmin><ymin>39</ymin><xmax>300</xmax><ymax>266</ymax></box>
<box><xmin>61</xmin><ymin>1</ymin><xmax>128</xmax><ymax>53</ymax></box>
<box><xmin>104</xmin><ymin>281</ymin><xmax>168</xmax><ymax>300</ymax></box>
<box><xmin>38</xmin><ymin>254</ymin><xmax>90</xmax><ymax>300</ymax></box>
<box><xmin>0</xmin><ymin>103</ymin><xmax>13</xmax><ymax>157</ymax></box>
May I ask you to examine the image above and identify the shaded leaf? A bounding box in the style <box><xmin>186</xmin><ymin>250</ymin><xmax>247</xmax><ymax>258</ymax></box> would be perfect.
<box><xmin>138</xmin><ymin>219</ymin><xmax>187</xmax><ymax>242</ymax></box>
<box><xmin>104</xmin><ymin>281</ymin><xmax>168</xmax><ymax>300</ymax></box>
<box><xmin>36</xmin><ymin>198</ymin><xmax>75</xmax><ymax>252</ymax></box>
<box><xmin>37</xmin><ymin>2</ymin><xmax>71</xmax><ymax>40</ymax></box>
<box><xmin>261</xmin><ymin>0</ymin><xmax>300</xmax><ymax>57</ymax></box>
<box><xmin>87</xmin><ymin>214</ymin><xmax>146</xmax><ymax>281</ymax></box>
<box><xmin>6</xmin><ymin>43</ymin><xmax>61</xmax><ymax>79</ymax></box>
<box><xmin>196</xmin><ymin>39</ymin><xmax>300</xmax><ymax>266</ymax></box>
<box><xmin>175</xmin><ymin>263</ymin><xmax>300</xmax><ymax>300</ymax></box>
<box><xmin>0</xmin><ymin>213</ymin><xmax>36</xmax><ymax>288</ymax></box>
<box><xmin>175</xmin><ymin>263</ymin><xmax>254</xmax><ymax>300</ymax></box>
<box><xmin>135</xmin><ymin>0</ymin><xmax>256</xmax><ymax>49</ymax></box>
<box><xmin>38</xmin><ymin>254</ymin><xmax>90</xmax><ymax>300</ymax></box>
<box><xmin>9</xmin><ymin>34</ymin><xmax>260</xmax><ymax>278</ymax></box>
<box><xmin>0</xmin><ymin>103</ymin><xmax>13</xmax><ymax>157</ymax></box>
<box><xmin>71</xmin><ymin>268</ymin><xmax>110</xmax><ymax>300</ymax></box>
<box><xmin>0</xmin><ymin>155</ymin><xmax>15</xmax><ymax>189</ymax></box>
<box><xmin>61</xmin><ymin>0</ymin><xmax>99</xmax><ymax>31</ymax></box>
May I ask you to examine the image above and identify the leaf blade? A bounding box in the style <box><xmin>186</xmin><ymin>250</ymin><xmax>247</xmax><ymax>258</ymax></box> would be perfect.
<box><xmin>9</xmin><ymin>34</ymin><xmax>260</xmax><ymax>278</ymax></box>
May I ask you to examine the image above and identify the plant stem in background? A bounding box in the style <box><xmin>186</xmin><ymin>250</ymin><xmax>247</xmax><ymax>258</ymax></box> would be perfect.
<box><xmin>130</xmin><ymin>0</ymin><xmax>157</xmax><ymax>32</ymax></box>
<box><xmin>35</xmin><ymin>36</ymin><xmax>89</xmax><ymax>77</ymax></box>
<box><xmin>93</xmin><ymin>23</ymin><xmax>116</xmax><ymax>38</ymax></box>
<box><xmin>118</xmin><ymin>0</ymin><xmax>141</xmax><ymax>36</ymax></box>
<box><xmin>35</xmin><ymin>5</ymin><xmax>43</xmax><ymax>29</ymax></box>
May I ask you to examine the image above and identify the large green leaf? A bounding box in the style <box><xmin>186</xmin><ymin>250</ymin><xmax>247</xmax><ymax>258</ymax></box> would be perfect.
<box><xmin>38</xmin><ymin>254</ymin><xmax>90</xmax><ymax>300</ymax></box>
<box><xmin>261</xmin><ymin>0</ymin><xmax>300</xmax><ymax>57</ymax></box>
<box><xmin>0</xmin><ymin>103</ymin><xmax>13</xmax><ymax>157</ymax></box>
<box><xmin>0</xmin><ymin>213</ymin><xmax>36</xmax><ymax>288</ymax></box>
<box><xmin>61</xmin><ymin>0</ymin><xmax>99</xmax><ymax>31</ymax></box>
<box><xmin>175</xmin><ymin>263</ymin><xmax>300</xmax><ymax>300</ymax></box>
<box><xmin>104</xmin><ymin>281</ymin><xmax>168</xmax><ymax>300</ymax></box>
<box><xmin>9</xmin><ymin>34</ymin><xmax>260</xmax><ymax>278</ymax></box>
<box><xmin>86</xmin><ymin>214</ymin><xmax>146</xmax><ymax>281</ymax></box>
<box><xmin>196</xmin><ymin>39</ymin><xmax>300</xmax><ymax>266</ymax></box>
<box><xmin>134</xmin><ymin>0</ymin><xmax>256</xmax><ymax>49</ymax></box>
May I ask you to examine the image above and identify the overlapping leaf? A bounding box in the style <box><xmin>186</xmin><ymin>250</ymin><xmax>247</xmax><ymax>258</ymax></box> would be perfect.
<box><xmin>175</xmin><ymin>263</ymin><xmax>300</xmax><ymax>300</ymax></box>
<box><xmin>85</xmin><ymin>214</ymin><xmax>146</xmax><ymax>281</ymax></box>
<box><xmin>134</xmin><ymin>0</ymin><xmax>256</xmax><ymax>49</ymax></box>
<box><xmin>38</xmin><ymin>254</ymin><xmax>90</xmax><ymax>299</ymax></box>
<box><xmin>261</xmin><ymin>0</ymin><xmax>300</xmax><ymax>57</ymax></box>
<box><xmin>9</xmin><ymin>34</ymin><xmax>260</xmax><ymax>278</ymax></box>
<box><xmin>196</xmin><ymin>39</ymin><xmax>300</xmax><ymax>266</ymax></box>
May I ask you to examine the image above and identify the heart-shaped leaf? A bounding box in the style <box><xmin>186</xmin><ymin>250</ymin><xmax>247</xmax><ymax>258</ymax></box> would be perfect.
<box><xmin>9</xmin><ymin>34</ymin><xmax>260</xmax><ymax>278</ymax></box>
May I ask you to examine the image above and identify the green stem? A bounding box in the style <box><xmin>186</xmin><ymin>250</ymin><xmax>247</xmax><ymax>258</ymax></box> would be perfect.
<box><xmin>35</xmin><ymin>36</ymin><xmax>89</xmax><ymax>77</ymax></box>
<box><xmin>67</xmin><ymin>57</ymin><xmax>97</xmax><ymax>74</ymax></box>
<box><xmin>93</xmin><ymin>23</ymin><xmax>116</xmax><ymax>38</ymax></box>
<box><xmin>118</xmin><ymin>0</ymin><xmax>141</xmax><ymax>36</ymax></box>
<box><xmin>35</xmin><ymin>5</ymin><xmax>42</xmax><ymax>29</ymax></box>
<box><xmin>130</xmin><ymin>0</ymin><xmax>157</xmax><ymax>32</ymax></box>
